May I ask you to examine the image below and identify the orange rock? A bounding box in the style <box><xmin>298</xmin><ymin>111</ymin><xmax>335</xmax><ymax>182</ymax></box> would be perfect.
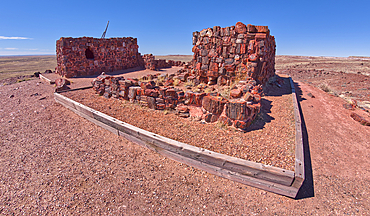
<box><xmin>235</xmin><ymin>22</ymin><xmax>247</xmax><ymax>34</ymax></box>
<box><xmin>230</xmin><ymin>89</ymin><xmax>242</xmax><ymax>98</ymax></box>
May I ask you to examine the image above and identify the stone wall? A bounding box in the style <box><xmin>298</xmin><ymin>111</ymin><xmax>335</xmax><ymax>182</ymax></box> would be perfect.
<box><xmin>91</xmin><ymin>69</ymin><xmax>263</xmax><ymax>130</ymax></box>
<box><xmin>89</xmin><ymin>22</ymin><xmax>276</xmax><ymax>130</ymax></box>
<box><xmin>190</xmin><ymin>22</ymin><xmax>275</xmax><ymax>85</ymax></box>
<box><xmin>142</xmin><ymin>54</ymin><xmax>185</xmax><ymax>71</ymax></box>
<box><xmin>56</xmin><ymin>37</ymin><xmax>144</xmax><ymax>78</ymax></box>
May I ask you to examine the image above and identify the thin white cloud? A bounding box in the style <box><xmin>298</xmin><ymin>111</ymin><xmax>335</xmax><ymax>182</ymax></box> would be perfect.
<box><xmin>0</xmin><ymin>36</ymin><xmax>32</xmax><ymax>40</ymax></box>
<box><xmin>4</xmin><ymin>48</ymin><xmax>18</xmax><ymax>50</ymax></box>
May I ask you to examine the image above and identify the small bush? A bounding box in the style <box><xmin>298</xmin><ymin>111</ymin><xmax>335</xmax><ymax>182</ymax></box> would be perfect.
<box><xmin>319</xmin><ymin>83</ymin><xmax>331</xmax><ymax>93</ymax></box>
<box><xmin>173</xmin><ymin>79</ymin><xmax>181</xmax><ymax>86</ymax></box>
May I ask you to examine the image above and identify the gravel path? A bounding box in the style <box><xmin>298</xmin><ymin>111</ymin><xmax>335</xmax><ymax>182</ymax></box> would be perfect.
<box><xmin>1</xmin><ymin>78</ymin><xmax>369</xmax><ymax>215</ymax></box>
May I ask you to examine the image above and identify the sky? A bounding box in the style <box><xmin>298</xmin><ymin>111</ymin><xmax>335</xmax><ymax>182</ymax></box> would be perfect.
<box><xmin>0</xmin><ymin>0</ymin><xmax>369</xmax><ymax>57</ymax></box>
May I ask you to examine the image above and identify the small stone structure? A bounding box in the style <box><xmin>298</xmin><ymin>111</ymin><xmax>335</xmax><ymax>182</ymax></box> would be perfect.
<box><xmin>56</xmin><ymin>37</ymin><xmax>144</xmax><ymax>78</ymax></box>
<box><xmin>142</xmin><ymin>54</ymin><xmax>184</xmax><ymax>70</ymax></box>
<box><xmin>90</xmin><ymin>22</ymin><xmax>276</xmax><ymax>130</ymax></box>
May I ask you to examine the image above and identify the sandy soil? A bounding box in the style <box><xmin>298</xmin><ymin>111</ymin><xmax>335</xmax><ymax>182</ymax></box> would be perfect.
<box><xmin>1</xmin><ymin>57</ymin><xmax>370</xmax><ymax>214</ymax></box>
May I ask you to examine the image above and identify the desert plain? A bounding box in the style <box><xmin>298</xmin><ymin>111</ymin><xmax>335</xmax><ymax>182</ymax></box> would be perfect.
<box><xmin>0</xmin><ymin>55</ymin><xmax>369</xmax><ymax>215</ymax></box>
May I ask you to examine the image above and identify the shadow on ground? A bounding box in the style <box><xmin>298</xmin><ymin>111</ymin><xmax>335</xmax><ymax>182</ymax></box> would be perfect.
<box><xmin>294</xmin><ymin>81</ymin><xmax>315</xmax><ymax>199</ymax></box>
<box><xmin>247</xmin><ymin>76</ymin><xmax>291</xmax><ymax>132</ymax></box>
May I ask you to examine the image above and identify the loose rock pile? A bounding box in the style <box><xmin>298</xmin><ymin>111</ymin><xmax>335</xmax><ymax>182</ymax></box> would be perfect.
<box><xmin>91</xmin><ymin>70</ymin><xmax>262</xmax><ymax>130</ymax></box>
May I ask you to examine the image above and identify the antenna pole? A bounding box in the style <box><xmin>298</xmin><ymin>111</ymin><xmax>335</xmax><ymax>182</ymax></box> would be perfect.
<box><xmin>101</xmin><ymin>21</ymin><xmax>109</xmax><ymax>39</ymax></box>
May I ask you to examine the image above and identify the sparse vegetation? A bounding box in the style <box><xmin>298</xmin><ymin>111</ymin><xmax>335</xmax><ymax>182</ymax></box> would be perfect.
<box><xmin>173</xmin><ymin>79</ymin><xmax>181</xmax><ymax>86</ymax></box>
<box><xmin>0</xmin><ymin>55</ymin><xmax>56</xmax><ymax>80</ymax></box>
<box><xmin>319</xmin><ymin>83</ymin><xmax>331</xmax><ymax>93</ymax></box>
<box><xmin>154</xmin><ymin>55</ymin><xmax>192</xmax><ymax>63</ymax></box>
<box><xmin>16</xmin><ymin>78</ymin><xmax>32</xmax><ymax>83</ymax></box>
<box><xmin>216</xmin><ymin>121</ymin><xmax>227</xmax><ymax>130</ymax></box>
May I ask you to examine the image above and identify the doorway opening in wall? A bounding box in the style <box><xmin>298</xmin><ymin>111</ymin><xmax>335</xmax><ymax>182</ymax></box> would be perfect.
<box><xmin>85</xmin><ymin>47</ymin><xmax>94</xmax><ymax>59</ymax></box>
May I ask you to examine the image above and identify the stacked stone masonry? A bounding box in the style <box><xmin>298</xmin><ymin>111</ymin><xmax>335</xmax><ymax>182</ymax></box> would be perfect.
<box><xmin>89</xmin><ymin>22</ymin><xmax>275</xmax><ymax>130</ymax></box>
<box><xmin>91</xmin><ymin>69</ymin><xmax>262</xmax><ymax>130</ymax></box>
<box><xmin>56</xmin><ymin>37</ymin><xmax>144</xmax><ymax>78</ymax></box>
<box><xmin>142</xmin><ymin>54</ymin><xmax>185</xmax><ymax>70</ymax></box>
<box><xmin>190</xmin><ymin>22</ymin><xmax>275</xmax><ymax>85</ymax></box>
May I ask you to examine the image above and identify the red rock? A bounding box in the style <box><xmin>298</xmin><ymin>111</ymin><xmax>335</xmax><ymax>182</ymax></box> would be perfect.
<box><xmin>217</xmin><ymin>76</ymin><xmax>227</xmax><ymax>86</ymax></box>
<box><xmin>255</xmin><ymin>33</ymin><xmax>267</xmax><ymax>39</ymax></box>
<box><xmin>165</xmin><ymin>97</ymin><xmax>178</xmax><ymax>109</ymax></box>
<box><xmin>253</xmin><ymin>94</ymin><xmax>261</xmax><ymax>103</ymax></box>
<box><xmin>55</xmin><ymin>78</ymin><xmax>70</xmax><ymax>91</ymax></box>
<box><xmin>177</xmin><ymin>105</ymin><xmax>189</xmax><ymax>113</ymax></box>
<box><xmin>235</xmin><ymin>22</ymin><xmax>247</xmax><ymax>34</ymax></box>
<box><xmin>164</xmin><ymin>79</ymin><xmax>174</xmax><ymax>86</ymax></box>
<box><xmin>140</xmin><ymin>82</ymin><xmax>153</xmax><ymax>90</ymax></box>
<box><xmin>225</xmin><ymin>101</ymin><xmax>250</xmax><ymax>120</ymax></box>
<box><xmin>255</xmin><ymin>26</ymin><xmax>269</xmax><ymax>33</ymax></box>
<box><xmin>206</xmin><ymin>70</ymin><xmax>218</xmax><ymax>77</ymax></box>
<box><xmin>144</xmin><ymin>89</ymin><xmax>159</xmax><ymax>97</ymax></box>
<box><xmin>166</xmin><ymin>89</ymin><xmax>178</xmax><ymax>98</ymax></box>
<box><xmin>350</xmin><ymin>113</ymin><xmax>370</xmax><ymax>126</ymax></box>
<box><xmin>234</xmin><ymin>120</ymin><xmax>251</xmax><ymax>130</ymax></box>
<box><xmin>243</xmin><ymin>92</ymin><xmax>254</xmax><ymax>101</ymax></box>
<box><xmin>147</xmin><ymin>97</ymin><xmax>157</xmax><ymax>109</ymax></box>
<box><xmin>209</xmin><ymin>62</ymin><xmax>219</xmax><ymax>73</ymax></box>
<box><xmin>179</xmin><ymin>113</ymin><xmax>190</xmax><ymax>118</ymax></box>
<box><xmin>230</xmin><ymin>89</ymin><xmax>242</xmax><ymax>98</ymax></box>
<box><xmin>248</xmin><ymin>103</ymin><xmax>261</xmax><ymax>114</ymax></box>
<box><xmin>128</xmin><ymin>86</ymin><xmax>141</xmax><ymax>99</ymax></box>
<box><xmin>156</xmin><ymin>103</ymin><xmax>166</xmax><ymax>110</ymax></box>
<box><xmin>202</xmin><ymin>96</ymin><xmax>227</xmax><ymax>115</ymax></box>
<box><xmin>186</xmin><ymin>92</ymin><xmax>206</xmax><ymax>106</ymax></box>
<box><xmin>218</xmin><ymin>116</ymin><xmax>234</xmax><ymax>126</ymax></box>
<box><xmin>247</xmin><ymin>24</ymin><xmax>257</xmax><ymax>32</ymax></box>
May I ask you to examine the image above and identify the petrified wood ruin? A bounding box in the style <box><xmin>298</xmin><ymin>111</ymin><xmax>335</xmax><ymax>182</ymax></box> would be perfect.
<box><xmin>190</xmin><ymin>21</ymin><xmax>275</xmax><ymax>85</ymax></box>
<box><xmin>56</xmin><ymin>37</ymin><xmax>144</xmax><ymax>78</ymax></box>
<box><xmin>90</xmin><ymin>22</ymin><xmax>276</xmax><ymax>130</ymax></box>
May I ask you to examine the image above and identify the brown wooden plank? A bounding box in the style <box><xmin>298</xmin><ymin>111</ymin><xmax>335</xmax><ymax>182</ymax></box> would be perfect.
<box><xmin>54</xmin><ymin>93</ymin><xmax>118</xmax><ymax>135</ymax></box>
<box><xmin>88</xmin><ymin>104</ymin><xmax>294</xmax><ymax>186</ymax></box>
<box><xmin>54</xmin><ymin>93</ymin><xmax>76</xmax><ymax>110</ymax></box>
<box><xmin>155</xmin><ymin>145</ymin><xmax>299</xmax><ymax>198</ymax></box>
<box><xmin>118</xmin><ymin>130</ymin><xmax>298</xmax><ymax>198</ymax></box>
<box><xmin>39</xmin><ymin>74</ymin><xmax>54</xmax><ymax>84</ymax></box>
<box><xmin>74</xmin><ymin>102</ymin><xmax>94</xmax><ymax>118</ymax></box>
<box><xmin>289</xmin><ymin>77</ymin><xmax>305</xmax><ymax>189</ymax></box>
<box><xmin>56</xmin><ymin>86</ymin><xmax>93</xmax><ymax>93</ymax></box>
<box><xmin>54</xmin><ymin>91</ymin><xmax>299</xmax><ymax>197</ymax></box>
<box><xmin>137</xmin><ymin>131</ymin><xmax>294</xmax><ymax>186</ymax></box>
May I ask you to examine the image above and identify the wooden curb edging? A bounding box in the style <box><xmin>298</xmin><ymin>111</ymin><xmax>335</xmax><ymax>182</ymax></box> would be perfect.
<box><xmin>39</xmin><ymin>74</ymin><xmax>55</xmax><ymax>84</ymax></box>
<box><xmin>289</xmin><ymin>77</ymin><xmax>305</xmax><ymax>190</ymax></box>
<box><xmin>54</xmin><ymin>80</ymin><xmax>305</xmax><ymax>198</ymax></box>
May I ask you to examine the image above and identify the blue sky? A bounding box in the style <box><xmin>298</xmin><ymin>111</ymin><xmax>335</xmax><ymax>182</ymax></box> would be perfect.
<box><xmin>0</xmin><ymin>0</ymin><xmax>369</xmax><ymax>57</ymax></box>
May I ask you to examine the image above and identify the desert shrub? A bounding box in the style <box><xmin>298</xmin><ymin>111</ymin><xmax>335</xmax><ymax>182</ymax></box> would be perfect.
<box><xmin>319</xmin><ymin>83</ymin><xmax>331</xmax><ymax>93</ymax></box>
<box><xmin>173</xmin><ymin>79</ymin><xmax>181</xmax><ymax>86</ymax></box>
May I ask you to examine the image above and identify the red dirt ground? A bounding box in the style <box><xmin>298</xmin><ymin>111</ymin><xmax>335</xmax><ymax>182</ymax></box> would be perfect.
<box><xmin>1</xmin><ymin>60</ymin><xmax>370</xmax><ymax>214</ymax></box>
